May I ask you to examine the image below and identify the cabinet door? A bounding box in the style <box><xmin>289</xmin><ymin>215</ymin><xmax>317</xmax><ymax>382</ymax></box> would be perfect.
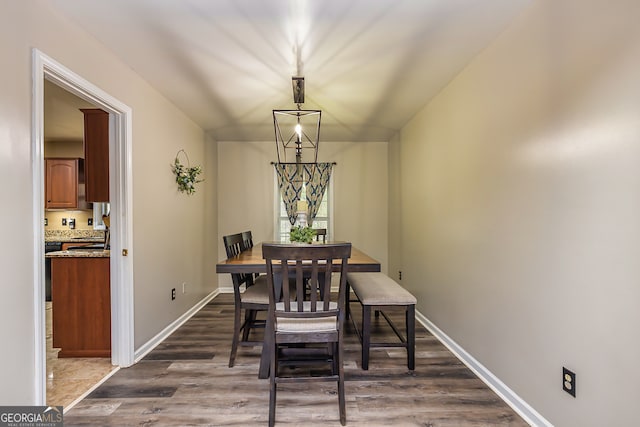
<box><xmin>81</xmin><ymin>109</ymin><xmax>109</xmax><ymax>202</ymax></box>
<box><xmin>51</xmin><ymin>257</ymin><xmax>111</xmax><ymax>357</ymax></box>
<box><xmin>45</xmin><ymin>158</ymin><xmax>78</xmax><ymax>209</ymax></box>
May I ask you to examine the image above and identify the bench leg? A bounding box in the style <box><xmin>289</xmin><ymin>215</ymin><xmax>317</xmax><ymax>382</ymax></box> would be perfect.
<box><xmin>362</xmin><ymin>305</ymin><xmax>371</xmax><ymax>370</ymax></box>
<box><xmin>407</xmin><ymin>305</ymin><xmax>415</xmax><ymax>371</ymax></box>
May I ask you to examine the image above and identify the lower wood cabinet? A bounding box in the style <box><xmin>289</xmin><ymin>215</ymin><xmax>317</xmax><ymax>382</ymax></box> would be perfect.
<box><xmin>51</xmin><ymin>257</ymin><xmax>110</xmax><ymax>358</ymax></box>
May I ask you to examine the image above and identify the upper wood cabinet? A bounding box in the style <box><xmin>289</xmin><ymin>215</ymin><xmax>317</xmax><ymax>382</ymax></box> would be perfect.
<box><xmin>45</xmin><ymin>158</ymin><xmax>78</xmax><ymax>209</ymax></box>
<box><xmin>45</xmin><ymin>158</ymin><xmax>89</xmax><ymax>210</ymax></box>
<box><xmin>81</xmin><ymin>109</ymin><xmax>109</xmax><ymax>202</ymax></box>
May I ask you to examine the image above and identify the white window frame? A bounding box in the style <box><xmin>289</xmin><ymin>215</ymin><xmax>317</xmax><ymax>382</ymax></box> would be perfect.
<box><xmin>274</xmin><ymin>173</ymin><xmax>334</xmax><ymax>241</ymax></box>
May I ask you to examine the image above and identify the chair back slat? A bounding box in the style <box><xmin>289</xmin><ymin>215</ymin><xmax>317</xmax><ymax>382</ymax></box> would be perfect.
<box><xmin>309</xmin><ymin>260</ymin><xmax>318</xmax><ymax>310</ymax></box>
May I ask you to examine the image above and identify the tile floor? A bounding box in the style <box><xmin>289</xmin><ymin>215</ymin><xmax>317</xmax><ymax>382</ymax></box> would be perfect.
<box><xmin>45</xmin><ymin>302</ymin><xmax>116</xmax><ymax>410</ymax></box>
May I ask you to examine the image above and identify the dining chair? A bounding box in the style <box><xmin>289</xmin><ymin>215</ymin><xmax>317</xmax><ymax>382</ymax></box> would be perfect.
<box><xmin>240</xmin><ymin>230</ymin><xmax>254</xmax><ymax>251</ymax></box>
<box><xmin>262</xmin><ymin>242</ymin><xmax>351</xmax><ymax>426</ymax></box>
<box><xmin>241</xmin><ymin>230</ymin><xmax>262</xmax><ymax>282</ymax></box>
<box><xmin>314</xmin><ymin>228</ymin><xmax>327</xmax><ymax>243</ymax></box>
<box><xmin>223</xmin><ymin>232</ymin><xmax>269</xmax><ymax>368</ymax></box>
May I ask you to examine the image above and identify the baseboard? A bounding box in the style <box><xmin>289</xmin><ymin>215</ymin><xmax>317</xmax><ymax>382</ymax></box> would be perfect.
<box><xmin>415</xmin><ymin>310</ymin><xmax>552</xmax><ymax>427</ymax></box>
<box><xmin>134</xmin><ymin>289</ymin><xmax>221</xmax><ymax>362</ymax></box>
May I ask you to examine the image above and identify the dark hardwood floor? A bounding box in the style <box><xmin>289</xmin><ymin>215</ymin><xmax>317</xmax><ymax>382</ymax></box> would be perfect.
<box><xmin>64</xmin><ymin>293</ymin><xmax>528</xmax><ymax>426</ymax></box>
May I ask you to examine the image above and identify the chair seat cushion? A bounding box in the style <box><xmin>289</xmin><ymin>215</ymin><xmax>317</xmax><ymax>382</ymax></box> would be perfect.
<box><xmin>347</xmin><ymin>272</ymin><xmax>417</xmax><ymax>305</ymax></box>
<box><xmin>242</xmin><ymin>276</ymin><xmax>269</xmax><ymax>304</ymax></box>
<box><xmin>275</xmin><ymin>301</ymin><xmax>338</xmax><ymax>332</ymax></box>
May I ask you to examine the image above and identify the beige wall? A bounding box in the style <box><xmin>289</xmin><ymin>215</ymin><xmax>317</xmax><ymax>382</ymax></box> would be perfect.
<box><xmin>387</xmin><ymin>132</ymin><xmax>402</xmax><ymax>284</ymax></box>
<box><xmin>204</xmin><ymin>133</ymin><xmax>219</xmax><ymax>291</ymax></box>
<box><xmin>44</xmin><ymin>140</ymin><xmax>83</xmax><ymax>158</ymax></box>
<box><xmin>216</xmin><ymin>140</ymin><xmax>388</xmax><ymax>287</ymax></box>
<box><xmin>0</xmin><ymin>1</ymin><xmax>214</xmax><ymax>404</ymax></box>
<box><xmin>396</xmin><ymin>0</ymin><xmax>640</xmax><ymax>425</ymax></box>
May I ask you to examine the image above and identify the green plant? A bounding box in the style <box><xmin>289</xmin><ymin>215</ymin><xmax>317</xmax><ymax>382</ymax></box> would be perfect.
<box><xmin>290</xmin><ymin>225</ymin><xmax>316</xmax><ymax>244</ymax></box>
<box><xmin>171</xmin><ymin>150</ymin><xmax>203</xmax><ymax>195</ymax></box>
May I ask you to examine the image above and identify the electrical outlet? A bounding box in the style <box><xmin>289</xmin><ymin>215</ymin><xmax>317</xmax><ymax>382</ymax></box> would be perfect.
<box><xmin>182</xmin><ymin>282</ymin><xmax>187</xmax><ymax>294</ymax></box>
<box><xmin>62</xmin><ymin>218</ymin><xmax>67</xmax><ymax>226</ymax></box>
<box><xmin>399</xmin><ymin>271</ymin><xmax>402</xmax><ymax>280</ymax></box>
<box><xmin>563</xmin><ymin>367</ymin><xmax>576</xmax><ymax>397</ymax></box>
<box><xmin>88</xmin><ymin>218</ymin><xmax>93</xmax><ymax>226</ymax></box>
<box><xmin>44</xmin><ymin>218</ymin><xmax>48</xmax><ymax>226</ymax></box>
<box><xmin>171</xmin><ymin>288</ymin><xmax>176</xmax><ymax>300</ymax></box>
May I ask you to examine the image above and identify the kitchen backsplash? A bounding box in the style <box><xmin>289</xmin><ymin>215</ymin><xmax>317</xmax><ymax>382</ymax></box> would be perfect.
<box><xmin>45</xmin><ymin>210</ymin><xmax>95</xmax><ymax>231</ymax></box>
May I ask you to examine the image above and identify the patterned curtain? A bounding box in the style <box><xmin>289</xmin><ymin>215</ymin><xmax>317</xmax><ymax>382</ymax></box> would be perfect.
<box><xmin>274</xmin><ymin>162</ymin><xmax>333</xmax><ymax>226</ymax></box>
<box><xmin>274</xmin><ymin>163</ymin><xmax>304</xmax><ymax>225</ymax></box>
<box><xmin>304</xmin><ymin>163</ymin><xmax>333</xmax><ymax>222</ymax></box>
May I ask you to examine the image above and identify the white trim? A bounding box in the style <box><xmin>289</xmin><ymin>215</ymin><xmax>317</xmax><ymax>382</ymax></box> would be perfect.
<box><xmin>414</xmin><ymin>310</ymin><xmax>553</xmax><ymax>427</ymax></box>
<box><xmin>32</xmin><ymin>49</ymin><xmax>135</xmax><ymax>404</ymax></box>
<box><xmin>134</xmin><ymin>290</ymin><xmax>221</xmax><ymax>362</ymax></box>
<box><xmin>273</xmin><ymin>172</ymin><xmax>280</xmax><ymax>240</ymax></box>
<box><xmin>32</xmin><ymin>51</ymin><xmax>47</xmax><ymax>405</ymax></box>
<box><xmin>327</xmin><ymin>175</ymin><xmax>335</xmax><ymax>240</ymax></box>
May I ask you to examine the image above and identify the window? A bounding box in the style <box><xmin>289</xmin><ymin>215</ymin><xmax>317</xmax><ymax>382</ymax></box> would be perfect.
<box><xmin>275</xmin><ymin>177</ymin><xmax>332</xmax><ymax>241</ymax></box>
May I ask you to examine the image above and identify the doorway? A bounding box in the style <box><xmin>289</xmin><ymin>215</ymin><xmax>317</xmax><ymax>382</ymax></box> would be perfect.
<box><xmin>32</xmin><ymin>49</ymin><xmax>134</xmax><ymax>406</ymax></box>
<box><xmin>43</xmin><ymin>80</ymin><xmax>114</xmax><ymax>408</ymax></box>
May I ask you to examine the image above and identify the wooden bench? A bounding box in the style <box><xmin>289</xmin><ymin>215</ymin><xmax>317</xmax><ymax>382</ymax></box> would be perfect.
<box><xmin>346</xmin><ymin>272</ymin><xmax>416</xmax><ymax>370</ymax></box>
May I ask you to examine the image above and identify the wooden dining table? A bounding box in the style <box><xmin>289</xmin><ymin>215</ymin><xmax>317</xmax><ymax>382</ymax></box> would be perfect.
<box><xmin>216</xmin><ymin>241</ymin><xmax>381</xmax><ymax>378</ymax></box>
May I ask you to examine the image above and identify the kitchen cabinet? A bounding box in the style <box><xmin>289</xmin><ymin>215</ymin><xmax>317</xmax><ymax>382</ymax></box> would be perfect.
<box><xmin>45</xmin><ymin>158</ymin><xmax>88</xmax><ymax>210</ymax></box>
<box><xmin>81</xmin><ymin>108</ymin><xmax>109</xmax><ymax>202</ymax></box>
<box><xmin>51</xmin><ymin>256</ymin><xmax>111</xmax><ymax>357</ymax></box>
<box><xmin>45</xmin><ymin>158</ymin><xmax>78</xmax><ymax>209</ymax></box>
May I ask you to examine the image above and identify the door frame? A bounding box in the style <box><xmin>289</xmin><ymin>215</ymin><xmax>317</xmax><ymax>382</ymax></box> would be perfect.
<box><xmin>32</xmin><ymin>49</ymin><xmax>135</xmax><ymax>404</ymax></box>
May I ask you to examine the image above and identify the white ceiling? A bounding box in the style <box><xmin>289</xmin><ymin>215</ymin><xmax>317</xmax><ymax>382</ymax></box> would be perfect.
<box><xmin>49</xmin><ymin>0</ymin><xmax>530</xmax><ymax>142</ymax></box>
<box><xmin>44</xmin><ymin>80</ymin><xmax>95</xmax><ymax>142</ymax></box>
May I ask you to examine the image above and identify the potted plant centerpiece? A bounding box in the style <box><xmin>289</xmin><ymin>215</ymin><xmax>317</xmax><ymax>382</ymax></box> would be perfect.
<box><xmin>290</xmin><ymin>225</ymin><xmax>316</xmax><ymax>244</ymax></box>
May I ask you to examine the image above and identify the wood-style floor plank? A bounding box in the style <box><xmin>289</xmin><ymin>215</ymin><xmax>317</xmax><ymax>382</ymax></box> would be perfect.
<box><xmin>65</xmin><ymin>293</ymin><xmax>528</xmax><ymax>426</ymax></box>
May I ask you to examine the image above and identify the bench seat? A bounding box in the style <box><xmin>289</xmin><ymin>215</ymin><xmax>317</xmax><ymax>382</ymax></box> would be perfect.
<box><xmin>346</xmin><ymin>272</ymin><xmax>416</xmax><ymax>370</ymax></box>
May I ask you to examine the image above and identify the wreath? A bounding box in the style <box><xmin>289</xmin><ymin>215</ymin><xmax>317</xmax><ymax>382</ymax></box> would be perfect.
<box><xmin>171</xmin><ymin>149</ymin><xmax>204</xmax><ymax>195</ymax></box>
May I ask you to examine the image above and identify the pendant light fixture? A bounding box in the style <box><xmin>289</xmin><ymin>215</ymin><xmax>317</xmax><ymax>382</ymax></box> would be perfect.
<box><xmin>273</xmin><ymin>76</ymin><xmax>321</xmax><ymax>167</ymax></box>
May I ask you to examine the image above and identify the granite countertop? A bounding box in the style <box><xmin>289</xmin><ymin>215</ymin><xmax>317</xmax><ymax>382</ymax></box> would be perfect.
<box><xmin>46</xmin><ymin>237</ymin><xmax>105</xmax><ymax>243</ymax></box>
<box><xmin>45</xmin><ymin>230</ymin><xmax>105</xmax><ymax>243</ymax></box>
<box><xmin>46</xmin><ymin>250</ymin><xmax>110</xmax><ymax>258</ymax></box>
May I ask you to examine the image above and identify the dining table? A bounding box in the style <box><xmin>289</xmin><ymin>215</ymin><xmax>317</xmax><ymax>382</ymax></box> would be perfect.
<box><xmin>216</xmin><ymin>241</ymin><xmax>381</xmax><ymax>379</ymax></box>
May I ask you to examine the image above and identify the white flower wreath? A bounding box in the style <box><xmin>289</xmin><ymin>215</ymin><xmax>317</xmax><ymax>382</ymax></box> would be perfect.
<box><xmin>171</xmin><ymin>149</ymin><xmax>204</xmax><ymax>195</ymax></box>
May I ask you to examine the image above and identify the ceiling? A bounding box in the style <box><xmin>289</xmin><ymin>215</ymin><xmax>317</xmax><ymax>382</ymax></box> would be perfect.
<box><xmin>49</xmin><ymin>0</ymin><xmax>530</xmax><ymax>142</ymax></box>
<box><xmin>44</xmin><ymin>80</ymin><xmax>95</xmax><ymax>143</ymax></box>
